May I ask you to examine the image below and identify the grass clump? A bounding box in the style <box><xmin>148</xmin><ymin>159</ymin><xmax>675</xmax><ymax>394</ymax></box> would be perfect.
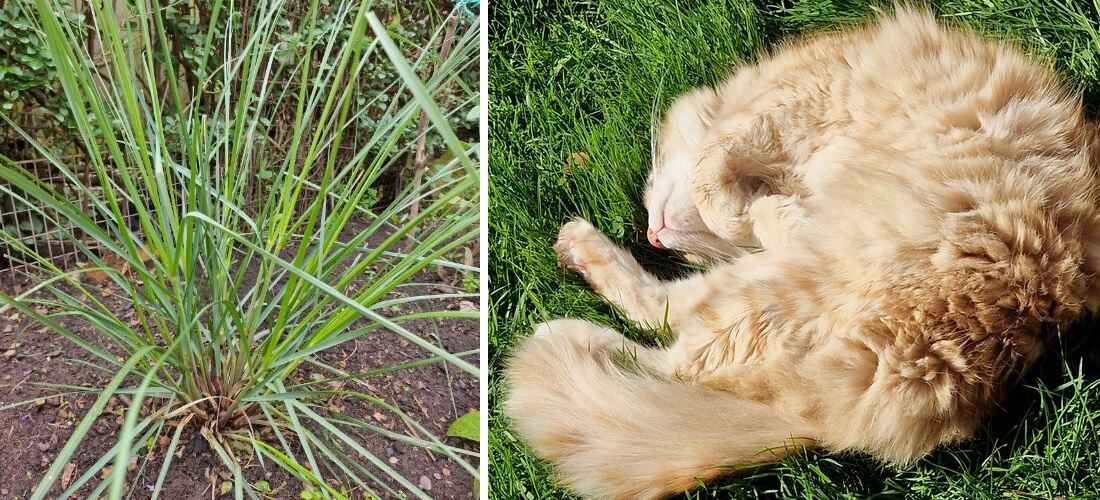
<box><xmin>0</xmin><ymin>0</ymin><xmax>480</xmax><ymax>498</ymax></box>
<box><xmin>488</xmin><ymin>0</ymin><xmax>1100</xmax><ymax>497</ymax></box>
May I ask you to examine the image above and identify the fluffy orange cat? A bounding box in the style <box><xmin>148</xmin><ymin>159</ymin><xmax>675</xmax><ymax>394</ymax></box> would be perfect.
<box><xmin>505</xmin><ymin>8</ymin><xmax>1100</xmax><ymax>500</ymax></box>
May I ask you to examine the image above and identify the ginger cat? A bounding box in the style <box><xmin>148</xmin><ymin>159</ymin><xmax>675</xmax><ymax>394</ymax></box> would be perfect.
<box><xmin>505</xmin><ymin>8</ymin><xmax>1100</xmax><ymax>500</ymax></box>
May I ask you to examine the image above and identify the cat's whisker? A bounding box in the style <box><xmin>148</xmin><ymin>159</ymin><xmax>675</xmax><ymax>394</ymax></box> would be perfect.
<box><xmin>649</xmin><ymin>73</ymin><xmax>666</xmax><ymax>168</ymax></box>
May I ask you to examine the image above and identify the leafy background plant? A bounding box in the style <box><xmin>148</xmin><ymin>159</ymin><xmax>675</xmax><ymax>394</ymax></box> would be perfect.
<box><xmin>488</xmin><ymin>0</ymin><xmax>1100</xmax><ymax>498</ymax></box>
<box><xmin>0</xmin><ymin>0</ymin><xmax>479</xmax><ymax>268</ymax></box>
<box><xmin>0</xmin><ymin>0</ymin><xmax>480</xmax><ymax>498</ymax></box>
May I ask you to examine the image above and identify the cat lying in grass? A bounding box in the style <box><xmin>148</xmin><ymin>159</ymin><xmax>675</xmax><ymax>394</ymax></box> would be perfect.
<box><xmin>505</xmin><ymin>8</ymin><xmax>1100</xmax><ymax>500</ymax></box>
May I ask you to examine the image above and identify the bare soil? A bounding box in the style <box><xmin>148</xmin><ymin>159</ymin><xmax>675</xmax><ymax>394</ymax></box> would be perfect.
<box><xmin>0</xmin><ymin>254</ymin><xmax>479</xmax><ymax>499</ymax></box>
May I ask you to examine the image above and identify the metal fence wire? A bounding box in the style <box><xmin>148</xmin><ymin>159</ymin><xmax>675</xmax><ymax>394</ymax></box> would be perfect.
<box><xmin>0</xmin><ymin>157</ymin><xmax>138</xmax><ymax>281</ymax></box>
<box><xmin>0</xmin><ymin>156</ymin><xmax>335</xmax><ymax>282</ymax></box>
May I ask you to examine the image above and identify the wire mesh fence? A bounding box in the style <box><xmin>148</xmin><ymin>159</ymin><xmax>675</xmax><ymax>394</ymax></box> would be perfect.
<box><xmin>0</xmin><ymin>2</ymin><xmax>470</xmax><ymax>284</ymax></box>
<box><xmin>0</xmin><ymin>157</ymin><xmax>140</xmax><ymax>281</ymax></box>
<box><xmin>0</xmin><ymin>155</ymin><xmax>350</xmax><ymax>283</ymax></box>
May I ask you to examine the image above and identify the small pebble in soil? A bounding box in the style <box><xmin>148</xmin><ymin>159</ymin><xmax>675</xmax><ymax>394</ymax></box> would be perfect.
<box><xmin>36</xmin><ymin>441</ymin><xmax>51</xmax><ymax>452</ymax></box>
<box><xmin>418</xmin><ymin>475</ymin><xmax>432</xmax><ymax>491</ymax></box>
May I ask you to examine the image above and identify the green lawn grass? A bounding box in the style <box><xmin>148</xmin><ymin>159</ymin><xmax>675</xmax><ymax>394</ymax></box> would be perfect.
<box><xmin>488</xmin><ymin>0</ymin><xmax>1100</xmax><ymax>498</ymax></box>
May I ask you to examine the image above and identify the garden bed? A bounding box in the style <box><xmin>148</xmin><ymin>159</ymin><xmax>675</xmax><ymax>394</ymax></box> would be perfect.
<box><xmin>0</xmin><ymin>0</ymin><xmax>481</xmax><ymax>497</ymax></box>
<box><xmin>0</xmin><ymin>257</ymin><xmax>478</xmax><ymax>499</ymax></box>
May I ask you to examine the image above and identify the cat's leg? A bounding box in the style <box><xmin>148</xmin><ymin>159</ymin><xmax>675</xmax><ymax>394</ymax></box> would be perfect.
<box><xmin>659</xmin><ymin>254</ymin><xmax>989</xmax><ymax>466</ymax></box>
<box><xmin>691</xmin><ymin>114</ymin><xmax>792</xmax><ymax>243</ymax></box>
<box><xmin>512</xmin><ymin>251</ymin><xmax>991</xmax><ymax>499</ymax></box>
<box><xmin>555</xmin><ymin>218</ymin><xmax>707</xmax><ymax>331</ymax></box>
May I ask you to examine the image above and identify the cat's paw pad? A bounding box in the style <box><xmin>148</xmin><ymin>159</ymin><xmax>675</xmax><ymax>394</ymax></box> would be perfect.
<box><xmin>554</xmin><ymin>218</ymin><xmax>604</xmax><ymax>273</ymax></box>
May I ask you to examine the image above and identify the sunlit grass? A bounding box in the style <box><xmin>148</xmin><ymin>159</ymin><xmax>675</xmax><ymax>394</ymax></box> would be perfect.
<box><xmin>488</xmin><ymin>0</ymin><xmax>1100</xmax><ymax>497</ymax></box>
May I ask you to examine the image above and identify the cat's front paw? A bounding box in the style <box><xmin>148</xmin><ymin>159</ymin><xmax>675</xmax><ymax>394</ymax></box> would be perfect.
<box><xmin>554</xmin><ymin>218</ymin><xmax>608</xmax><ymax>274</ymax></box>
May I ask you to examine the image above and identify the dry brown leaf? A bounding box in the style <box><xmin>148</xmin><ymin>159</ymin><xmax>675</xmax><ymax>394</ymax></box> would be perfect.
<box><xmin>568</xmin><ymin>152</ymin><xmax>590</xmax><ymax>169</ymax></box>
<box><xmin>563</xmin><ymin>151</ymin><xmax>591</xmax><ymax>178</ymax></box>
<box><xmin>137</xmin><ymin>247</ymin><xmax>154</xmax><ymax>264</ymax></box>
<box><xmin>84</xmin><ymin>253</ymin><xmax>134</xmax><ymax>285</ymax></box>
<box><xmin>104</xmin><ymin>254</ymin><xmax>130</xmax><ymax>276</ymax></box>
<box><xmin>61</xmin><ymin>462</ymin><xmax>76</xmax><ymax>489</ymax></box>
<box><xmin>83</xmin><ymin>265</ymin><xmax>110</xmax><ymax>286</ymax></box>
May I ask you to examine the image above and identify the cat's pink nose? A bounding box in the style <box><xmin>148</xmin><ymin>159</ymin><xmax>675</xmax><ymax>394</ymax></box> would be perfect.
<box><xmin>647</xmin><ymin>228</ymin><xmax>662</xmax><ymax>248</ymax></box>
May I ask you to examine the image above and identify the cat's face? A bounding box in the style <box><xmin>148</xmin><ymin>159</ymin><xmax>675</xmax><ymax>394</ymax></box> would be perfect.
<box><xmin>640</xmin><ymin>88</ymin><xmax>750</xmax><ymax>264</ymax></box>
<box><xmin>644</xmin><ymin>149</ymin><xmax>746</xmax><ymax>264</ymax></box>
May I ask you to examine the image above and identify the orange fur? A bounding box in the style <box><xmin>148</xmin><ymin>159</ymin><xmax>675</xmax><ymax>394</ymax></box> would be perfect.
<box><xmin>505</xmin><ymin>9</ymin><xmax>1100</xmax><ymax>500</ymax></box>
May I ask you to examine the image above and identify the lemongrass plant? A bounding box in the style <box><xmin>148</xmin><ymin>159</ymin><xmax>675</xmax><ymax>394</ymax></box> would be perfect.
<box><xmin>0</xmin><ymin>0</ymin><xmax>479</xmax><ymax>498</ymax></box>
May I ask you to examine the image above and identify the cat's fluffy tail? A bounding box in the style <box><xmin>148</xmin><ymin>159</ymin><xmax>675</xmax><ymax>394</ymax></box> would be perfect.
<box><xmin>505</xmin><ymin>319</ymin><xmax>811</xmax><ymax>500</ymax></box>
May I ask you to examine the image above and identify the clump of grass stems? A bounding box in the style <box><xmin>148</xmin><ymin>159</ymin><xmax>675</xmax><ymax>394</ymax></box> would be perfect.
<box><xmin>0</xmin><ymin>0</ymin><xmax>479</xmax><ymax>498</ymax></box>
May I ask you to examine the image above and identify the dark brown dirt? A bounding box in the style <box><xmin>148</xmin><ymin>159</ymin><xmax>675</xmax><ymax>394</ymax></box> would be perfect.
<box><xmin>0</xmin><ymin>252</ymin><xmax>479</xmax><ymax>499</ymax></box>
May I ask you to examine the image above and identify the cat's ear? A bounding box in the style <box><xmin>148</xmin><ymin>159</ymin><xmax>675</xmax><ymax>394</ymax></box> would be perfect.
<box><xmin>691</xmin><ymin>114</ymin><xmax>788</xmax><ymax>241</ymax></box>
<box><xmin>661</xmin><ymin>88</ymin><xmax>719</xmax><ymax>148</ymax></box>
<box><xmin>652</xmin><ymin>88</ymin><xmax>720</xmax><ymax>173</ymax></box>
